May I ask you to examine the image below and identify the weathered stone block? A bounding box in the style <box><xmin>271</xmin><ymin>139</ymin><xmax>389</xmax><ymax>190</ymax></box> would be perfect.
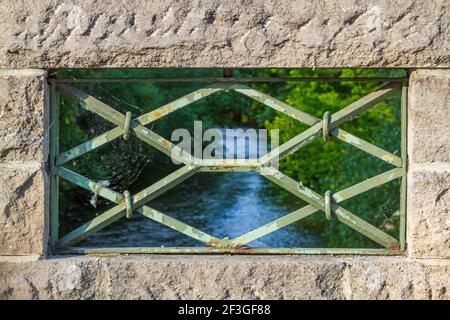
<box><xmin>0</xmin><ymin>0</ymin><xmax>449</xmax><ymax>68</ymax></box>
<box><xmin>0</xmin><ymin>256</ymin><xmax>449</xmax><ymax>300</ymax></box>
<box><xmin>409</xmin><ymin>70</ymin><xmax>450</xmax><ymax>163</ymax></box>
<box><xmin>0</xmin><ymin>256</ymin><xmax>100</xmax><ymax>299</ymax></box>
<box><xmin>0</xmin><ymin>163</ymin><xmax>47</xmax><ymax>256</ymax></box>
<box><xmin>0</xmin><ymin>69</ymin><xmax>48</xmax><ymax>162</ymax></box>
<box><xmin>346</xmin><ymin>257</ymin><xmax>450</xmax><ymax>299</ymax></box>
<box><xmin>98</xmin><ymin>256</ymin><xmax>347</xmax><ymax>299</ymax></box>
<box><xmin>408</xmin><ymin>167</ymin><xmax>450</xmax><ymax>259</ymax></box>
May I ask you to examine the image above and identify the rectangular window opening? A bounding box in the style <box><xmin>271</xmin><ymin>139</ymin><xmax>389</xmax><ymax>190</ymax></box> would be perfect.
<box><xmin>48</xmin><ymin>68</ymin><xmax>408</xmax><ymax>255</ymax></box>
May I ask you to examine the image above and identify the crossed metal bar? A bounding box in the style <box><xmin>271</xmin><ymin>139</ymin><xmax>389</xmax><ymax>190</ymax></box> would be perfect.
<box><xmin>53</xmin><ymin>81</ymin><xmax>403</xmax><ymax>250</ymax></box>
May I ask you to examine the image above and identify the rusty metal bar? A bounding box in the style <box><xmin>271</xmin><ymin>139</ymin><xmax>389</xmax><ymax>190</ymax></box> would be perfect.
<box><xmin>59</xmin><ymin>247</ymin><xmax>402</xmax><ymax>255</ymax></box>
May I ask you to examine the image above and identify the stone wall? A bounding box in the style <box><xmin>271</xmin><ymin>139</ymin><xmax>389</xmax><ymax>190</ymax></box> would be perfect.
<box><xmin>0</xmin><ymin>256</ymin><xmax>449</xmax><ymax>300</ymax></box>
<box><xmin>408</xmin><ymin>70</ymin><xmax>450</xmax><ymax>259</ymax></box>
<box><xmin>0</xmin><ymin>0</ymin><xmax>449</xmax><ymax>300</ymax></box>
<box><xmin>0</xmin><ymin>0</ymin><xmax>449</xmax><ymax>68</ymax></box>
<box><xmin>0</xmin><ymin>70</ymin><xmax>49</xmax><ymax>256</ymax></box>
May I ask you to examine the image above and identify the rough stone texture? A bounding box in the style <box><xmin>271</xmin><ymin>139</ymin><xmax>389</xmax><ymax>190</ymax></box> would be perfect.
<box><xmin>0</xmin><ymin>255</ymin><xmax>448</xmax><ymax>300</ymax></box>
<box><xmin>345</xmin><ymin>257</ymin><xmax>450</xmax><ymax>299</ymax></box>
<box><xmin>0</xmin><ymin>163</ymin><xmax>48</xmax><ymax>256</ymax></box>
<box><xmin>0</xmin><ymin>69</ymin><xmax>48</xmax><ymax>256</ymax></box>
<box><xmin>407</xmin><ymin>69</ymin><xmax>450</xmax><ymax>259</ymax></box>
<box><xmin>0</xmin><ymin>69</ymin><xmax>48</xmax><ymax>162</ymax></box>
<box><xmin>0</xmin><ymin>0</ymin><xmax>449</xmax><ymax>68</ymax></box>
<box><xmin>409</xmin><ymin>70</ymin><xmax>450</xmax><ymax>164</ymax></box>
<box><xmin>408</xmin><ymin>166</ymin><xmax>450</xmax><ymax>259</ymax></box>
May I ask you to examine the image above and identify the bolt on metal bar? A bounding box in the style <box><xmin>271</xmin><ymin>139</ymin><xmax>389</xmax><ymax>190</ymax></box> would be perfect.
<box><xmin>231</xmin><ymin>84</ymin><xmax>401</xmax><ymax>166</ymax></box>
<box><xmin>56</xmin><ymin>165</ymin><xmax>217</xmax><ymax>247</ymax></box>
<box><xmin>232</xmin><ymin>168</ymin><xmax>402</xmax><ymax>246</ymax></box>
<box><xmin>58</xmin><ymin>84</ymin><xmax>196</xmax><ymax>165</ymax></box>
<box><xmin>324</xmin><ymin>190</ymin><xmax>334</xmax><ymax>220</ymax></box>
<box><xmin>122</xmin><ymin>112</ymin><xmax>132</xmax><ymax>140</ymax></box>
<box><xmin>259</xmin><ymin>82</ymin><xmax>401</xmax><ymax>166</ymax></box>
<box><xmin>260</xmin><ymin>167</ymin><xmax>399</xmax><ymax>249</ymax></box>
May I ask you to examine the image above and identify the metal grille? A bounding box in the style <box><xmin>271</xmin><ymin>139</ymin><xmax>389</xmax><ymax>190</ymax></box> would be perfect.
<box><xmin>49</xmin><ymin>76</ymin><xmax>407</xmax><ymax>255</ymax></box>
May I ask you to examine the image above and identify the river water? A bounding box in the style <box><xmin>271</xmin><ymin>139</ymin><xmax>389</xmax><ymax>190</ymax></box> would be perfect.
<box><xmin>80</xmin><ymin>129</ymin><xmax>320</xmax><ymax>248</ymax></box>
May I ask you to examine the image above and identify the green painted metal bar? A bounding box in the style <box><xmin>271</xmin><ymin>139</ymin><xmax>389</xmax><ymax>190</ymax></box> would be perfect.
<box><xmin>132</xmin><ymin>125</ymin><xmax>195</xmax><ymax>165</ymax></box>
<box><xmin>56</xmin><ymin>201</ymin><xmax>126</xmax><ymax>248</ymax></box>
<box><xmin>58</xmin><ymin>167</ymin><xmax>124</xmax><ymax>203</ymax></box>
<box><xmin>334</xmin><ymin>207</ymin><xmax>399</xmax><ymax>250</ymax></box>
<box><xmin>232</xmin><ymin>85</ymin><xmax>319</xmax><ymax>125</ymax></box>
<box><xmin>137</xmin><ymin>86</ymin><xmax>223</xmax><ymax>125</ymax></box>
<box><xmin>57</xmin><ymin>167</ymin><xmax>219</xmax><ymax>245</ymax></box>
<box><xmin>199</xmin><ymin>166</ymin><xmax>259</xmax><ymax>172</ymax></box>
<box><xmin>259</xmin><ymin>82</ymin><xmax>401</xmax><ymax>166</ymax></box>
<box><xmin>333</xmin><ymin>129</ymin><xmax>402</xmax><ymax>167</ymax></box>
<box><xmin>49</xmin><ymin>81</ymin><xmax>60</xmax><ymax>248</ymax></box>
<box><xmin>138</xmin><ymin>206</ymin><xmax>217</xmax><ymax>244</ymax></box>
<box><xmin>332</xmin><ymin>168</ymin><xmax>402</xmax><ymax>202</ymax></box>
<box><xmin>330</xmin><ymin>82</ymin><xmax>401</xmax><ymax>128</ymax></box>
<box><xmin>56</xmin><ymin>165</ymin><xmax>201</xmax><ymax>247</ymax></box>
<box><xmin>56</xmin><ymin>127</ymin><xmax>123</xmax><ymax>165</ymax></box>
<box><xmin>400</xmin><ymin>83</ymin><xmax>408</xmax><ymax>251</ymax></box>
<box><xmin>198</xmin><ymin>159</ymin><xmax>259</xmax><ymax>167</ymax></box>
<box><xmin>59</xmin><ymin>247</ymin><xmax>402</xmax><ymax>255</ymax></box>
<box><xmin>261</xmin><ymin>167</ymin><xmax>323</xmax><ymax>208</ymax></box>
<box><xmin>58</xmin><ymin>84</ymin><xmax>125</xmax><ymax>127</ymax></box>
<box><xmin>260</xmin><ymin>123</ymin><xmax>321</xmax><ymax>166</ymax></box>
<box><xmin>233</xmin><ymin>168</ymin><xmax>402</xmax><ymax>245</ymax></box>
<box><xmin>232</xmin><ymin>206</ymin><xmax>318</xmax><ymax>246</ymax></box>
<box><xmin>198</xmin><ymin>158</ymin><xmax>260</xmax><ymax>172</ymax></box>
<box><xmin>260</xmin><ymin>167</ymin><xmax>399</xmax><ymax>249</ymax></box>
<box><xmin>128</xmin><ymin>165</ymin><xmax>199</xmax><ymax>210</ymax></box>
<box><xmin>53</xmin><ymin>77</ymin><xmax>407</xmax><ymax>84</ymax></box>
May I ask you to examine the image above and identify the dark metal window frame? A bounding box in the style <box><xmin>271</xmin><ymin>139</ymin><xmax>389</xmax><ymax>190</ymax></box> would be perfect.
<box><xmin>48</xmin><ymin>73</ymin><xmax>408</xmax><ymax>255</ymax></box>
